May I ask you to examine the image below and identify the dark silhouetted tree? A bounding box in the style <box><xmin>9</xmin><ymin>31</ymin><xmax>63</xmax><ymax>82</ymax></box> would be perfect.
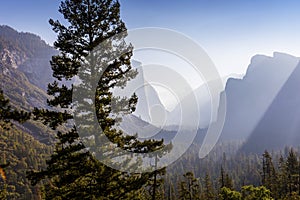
<box><xmin>0</xmin><ymin>89</ymin><xmax>30</xmax><ymax>130</ymax></box>
<box><xmin>262</xmin><ymin>151</ymin><xmax>277</xmax><ymax>198</ymax></box>
<box><xmin>286</xmin><ymin>149</ymin><xmax>299</xmax><ymax>196</ymax></box>
<box><xmin>27</xmin><ymin>0</ymin><xmax>165</xmax><ymax>199</ymax></box>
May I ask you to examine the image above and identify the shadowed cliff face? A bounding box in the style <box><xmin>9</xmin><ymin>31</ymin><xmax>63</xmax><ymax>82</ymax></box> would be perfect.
<box><xmin>219</xmin><ymin>52</ymin><xmax>299</xmax><ymax>141</ymax></box>
<box><xmin>241</xmin><ymin>60</ymin><xmax>300</xmax><ymax>154</ymax></box>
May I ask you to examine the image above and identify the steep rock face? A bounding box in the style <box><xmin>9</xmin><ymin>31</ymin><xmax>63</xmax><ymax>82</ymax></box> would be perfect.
<box><xmin>115</xmin><ymin>60</ymin><xmax>167</xmax><ymax>129</ymax></box>
<box><xmin>0</xmin><ymin>25</ymin><xmax>57</xmax><ymax>90</ymax></box>
<box><xmin>219</xmin><ymin>52</ymin><xmax>299</xmax><ymax>141</ymax></box>
<box><xmin>241</xmin><ymin>61</ymin><xmax>300</xmax><ymax>153</ymax></box>
<box><xmin>0</xmin><ymin>48</ymin><xmax>26</xmax><ymax>69</ymax></box>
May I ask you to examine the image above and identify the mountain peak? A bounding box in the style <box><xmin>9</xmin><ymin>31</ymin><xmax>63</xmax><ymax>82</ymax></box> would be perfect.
<box><xmin>0</xmin><ymin>25</ymin><xmax>16</xmax><ymax>32</ymax></box>
<box><xmin>0</xmin><ymin>25</ymin><xmax>50</xmax><ymax>50</ymax></box>
<box><xmin>245</xmin><ymin>52</ymin><xmax>299</xmax><ymax>81</ymax></box>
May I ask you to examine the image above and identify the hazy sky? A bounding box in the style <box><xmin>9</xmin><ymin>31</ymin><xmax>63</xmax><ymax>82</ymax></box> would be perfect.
<box><xmin>1</xmin><ymin>0</ymin><xmax>300</xmax><ymax>77</ymax></box>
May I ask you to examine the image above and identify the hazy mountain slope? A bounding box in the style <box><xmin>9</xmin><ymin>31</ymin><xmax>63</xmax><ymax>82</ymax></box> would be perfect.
<box><xmin>130</xmin><ymin>60</ymin><xmax>166</xmax><ymax>124</ymax></box>
<box><xmin>0</xmin><ymin>25</ymin><xmax>57</xmax><ymax>90</ymax></box>
<box><xmin>240</xmin><ymin>61</ymin><xmax>300</xmax><ymax>153</ymax></box>
<box><xmin>165</xmin><ymin>82</ymin><xmax>210</xmax><ymax>129</ymax></box>
<box><xmin>0</xmin><ymin>26</ymin><xmax>55</xmax><ymax>142</ymax></box>
<box><xmin>219</xmin><ymin>52</ymin><xmax>299</xmax><ymax>141</ymax></box>
<box><xmin>164</xmin><ymin>73</ymin><xmax>242</xmax><ymax>130</ymax></box>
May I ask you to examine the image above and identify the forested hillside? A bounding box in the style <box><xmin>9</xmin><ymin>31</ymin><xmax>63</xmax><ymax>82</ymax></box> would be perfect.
<box><xmin>0</xmin><ymin>23</ymin><xmax>54</xmax><ymax>200</ymax></box>
<box><xmin>0</xmin><ymin>125</ymin><xmax>51</xmax><ymax>199</ymax></box>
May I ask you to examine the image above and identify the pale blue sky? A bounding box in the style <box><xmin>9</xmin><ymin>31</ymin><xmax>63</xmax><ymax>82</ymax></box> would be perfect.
<box><xmin>120</xmin><ymin>0</ymin><xmax>300</xmax><ymax>76</ymax></box>
<box><xmin>1</xmin><ymin>0</ymin><xmax>300</xmax><ymax>76</ymax></box>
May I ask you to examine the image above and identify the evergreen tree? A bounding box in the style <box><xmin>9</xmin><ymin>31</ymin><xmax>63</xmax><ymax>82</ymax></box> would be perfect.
<box><xmin>219</xmin><ymin>187</ymin><xmax>242</xmax><ymax>200</ymax></box>
<box><xmin>241</xmin><ymin>185</ymin><xmax>273</xmax><ymax>200</ymax></box>
<box><xmin>220</xmin><ymin>166</ymin><xmax>233</xmax><ymax>190</ymax></box>
<box><xmin>262</xmin><ymin>151</ymin><xmax>277</xmax><ymax>198</ymax></box>
<box><xmin>149</xmin><ymin>167</ymin><xmax>166</xmax><ymax>200</ymax></box>
<box><xmin>219</xmin><ymin>186</ymin><xmax>273</xmax><ymax>200</ymax></box>
<box><xmin>179</xmin><ymin>172</ymin><xmax>200</xmax><ymax>200</ymax></box>
<box><xmin>141</xmin><ymin>154</ymin><xmax>168</xmax><ymax>200</ymax></box>
<box><xmin>166</xmin><ymin>177</ymin><xmax>176</xmax><ymax>200</ymax></box>
<box><xmin>202</xmin><ymin>172</ymin><xmax>215</xmax><ymax>200</ymax></box>
<box><xmin>278</xmin><ymin>154</ymin><xmax>288</xmax><ymax>198</ymax></box>
<box><xmin>286</xmin><ymin>149</ymin><xmax>299</xmax><ymax>195</ymax></box>
<box><xmin>27</xmin><ymin>0</ymin><xmax>165</xmax><ymax>199</ymax></box>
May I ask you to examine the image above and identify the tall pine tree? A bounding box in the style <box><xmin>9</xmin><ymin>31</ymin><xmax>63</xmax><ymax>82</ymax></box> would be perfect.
<box><xmin>27</xmin><ymin>0</ymin><xmax>165</xmax><ymax>199</ymax></box>
<box><xmin>286</xmin><ymin>149</ymin><xmax>299</xmax><ymax>196</ymax></box>
<box><xmin>262</xmin><ymin>151</ymin><xmax>277</xmax><ymax>198</ymax></box>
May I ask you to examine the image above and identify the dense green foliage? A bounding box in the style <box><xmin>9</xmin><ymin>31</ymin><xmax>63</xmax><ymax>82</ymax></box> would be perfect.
<box><xmin>162</xmin><ymin>145</ymin><xmax>300</xmax><ymax>200</ymax></box>
<box><xmin>0</xmin><ymin>125</ymin><xmax>51</xmax><ymax>199</ymax></box>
